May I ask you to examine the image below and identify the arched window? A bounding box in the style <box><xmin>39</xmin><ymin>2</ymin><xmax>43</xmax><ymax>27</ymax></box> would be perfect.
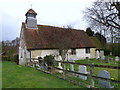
<box><xmin>86</xmin><ymin>48</ymin><xmax>90</xmax><ymax>54</ymax></box>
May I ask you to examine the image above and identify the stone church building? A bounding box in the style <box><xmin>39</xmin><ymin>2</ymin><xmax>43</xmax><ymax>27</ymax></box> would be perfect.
<box><xmin>19</xmin><ymin>9</ymin><xmax>104</xmax><ymax>65</ymax></box>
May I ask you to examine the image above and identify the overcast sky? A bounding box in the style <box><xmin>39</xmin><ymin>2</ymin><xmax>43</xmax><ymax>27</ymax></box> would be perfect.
<box><xmin>0</xmin><ymin>0</ymin><xmax>96</xmax><ymax>41</ymax></box>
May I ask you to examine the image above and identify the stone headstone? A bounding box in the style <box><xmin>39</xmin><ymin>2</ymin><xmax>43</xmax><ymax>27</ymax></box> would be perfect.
<box><xmin>101</xmin><ymin>56</ymin><xmax>105</xmax><ymax>60</ymax></box>
<box><xmin>70</xmin><ymin>64</ymin><xmax>74</xmax><ymax>71</ymax></box>
<box><xmin>96</xmin><ymin>50</ymin><xmax>100</xmax><ymax>59</ymax></box>
<box><xmin>110</xmin><ymin>52</ymin><xmax>112</xmax><ymax>56</ymax></box>
<box><xmin>78</xmin><ymin>65</ymin><xmax>87</xmax><ymax>80</ymax></box>
<box><xmin>63</xmin><ymin>64</ymin><xmax>66</xmax><ymax>70</ymax></box>
<box><xmin>58</xmin><ymin>62</ymin><xmax>63</xmax><ymax>73</ymax></box>
<box><xmin>98</xmin><ymin>70</ymin><xmax>114</xmax><ymax>88</ymax></box>
<box><xmin>105</xmin><ymin>57</ymin><xmax>109</xmax><ymax>63</ymax></box>
<box><xmin>36</xmin><ymin>64</ymin><xmax>40</xmax><ymax>67</ymax></box>
<box><xmin>110</xmin><ymin>57</ymin><xmax>113</xmax><ymax>61</ymax></box>
<box><xmin>41</xmin><ymin>65</ymin><xmax>45</xmax><ymax>71</ymax></box>
<box><xmin>100</xmin><ymin>50</ymin><xmax>104</xmax><ymax>57</ymax></box>
<box><xmin>115</xmin><ymin>56</ymin><xmax>119</xmax><ymax>62</ymax></box>
<box><xmin>54</xmin><ymin>55</ymin><xmax>62</xmax><ymax>61</ymax></box>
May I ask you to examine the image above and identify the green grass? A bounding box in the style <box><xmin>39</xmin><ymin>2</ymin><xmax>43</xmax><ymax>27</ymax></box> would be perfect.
<box><xmin>75</xmin><ymin>58</ymin><xmax>119</xmax><ymax>66</ymax></box>
<box><xmin>2</xmin><ymin>61</ymin><xmax>84</xmax><ymax>88</ymax></box>
<box><xmin>67</xmin><ymin>58</ymin><xmax>120</xmax><ymax>88</ymax></box>
<box><xmin>2</xmin><ymin>59</ymin><xmax>119</xmax><ymax>88</ymax></box>
<box><xmin>55</xmin><ymin>58</ymin><xmax>120</xmax><ymax>88</ymax></box>
<box><xmin>74</xmin><ymin>59</ymin><xmax>119</xmax><ymax>80</ymax></box>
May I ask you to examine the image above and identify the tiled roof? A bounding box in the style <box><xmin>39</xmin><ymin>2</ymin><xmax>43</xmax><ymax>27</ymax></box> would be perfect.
<box><xmin>25</xmin><ymin>9</ymin><xmax>37</xmax><ymax>16</ymax></box>
<box><xmin>22</xmin><ymin>23</ymin><xmax>95</xmax><ymax>50</ymax></box>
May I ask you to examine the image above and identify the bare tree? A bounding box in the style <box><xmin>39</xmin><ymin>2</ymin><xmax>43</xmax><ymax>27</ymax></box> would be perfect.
<box><xmin>63</xmin><ymin>24</ymin><xmax>74</xmax><ymax>29</ymax></box>
<box><xmin>111</xmin><ymin>1</ymin><xmax>120</xmax><ymax>19</ymax></box>
<box><xmin>53</xmin><ymin>25</ymin><xmax>74</xmax><ymax>78</ymax></box>
<box><xmin>84</xmin><ymin>0</ymin><xmax>120</xmax><ymax>44</ymax></box>
<box><xmin>53</xmin><ymin>25</ymin><xmax>74</xmax><ymax>62</ymax></box>
<box><xmin>54</xmin><ymin>28</ymin><xmax>72</xmax><ymax>62</ymax></box>
<box><xmin>15</xmin><ymin>37</ymin><xmax>20</xmax><ymax>46</ymax></box>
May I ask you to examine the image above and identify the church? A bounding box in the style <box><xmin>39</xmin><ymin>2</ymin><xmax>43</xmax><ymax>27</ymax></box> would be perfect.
<box><xmin>19</xmin><ymin>9</ymin><xmax>104</xmax><ymax>65</ymax></box>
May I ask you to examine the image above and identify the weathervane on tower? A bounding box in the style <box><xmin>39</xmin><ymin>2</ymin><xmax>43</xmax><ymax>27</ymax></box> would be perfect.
<box><xmin>30</xmin><ymin>4</ymin><xmax>32</xmax><ymax>9</ymax></box>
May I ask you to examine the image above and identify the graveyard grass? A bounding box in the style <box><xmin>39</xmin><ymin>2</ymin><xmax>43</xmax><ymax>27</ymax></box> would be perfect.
<box><xmin>75</xmin><ymin>58</ymin><xmax>119</xmax><ymax>66</ymax></box>
<box><xmin>74</xmin><ymin>58</ymin><xmax>120</xmax><ymax>88</ymax></box>
<box><xmin>2</xmin><ymin>61</ymin><xmax>84</xmax><ymax>88</ymax></box>
<box><xmin>75</xmin><ymin>58</ymin><xmax>119</xmax><ymax>80</ymax></box>
<box><xmin>54</xmin><ymin>58</ymin><xmax>120</xmax><ymax>88</ymax></box>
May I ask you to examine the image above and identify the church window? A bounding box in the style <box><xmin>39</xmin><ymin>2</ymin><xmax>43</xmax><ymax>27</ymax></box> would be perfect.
<box><xmin>71</xmin><ymin>49</ymin><xmax>76</xmax><ymax>55</ymax></box>
<box><xmin>86</xmin><ymin>48</ymin><xmax>90</xmax><ymax>54</ymax></box>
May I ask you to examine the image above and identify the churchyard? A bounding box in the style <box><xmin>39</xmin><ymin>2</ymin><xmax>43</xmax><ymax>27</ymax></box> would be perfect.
<box><xmin>75</xmin><ymin>57</ymin><xmax>119</xmax><ymax>80</ymax></box>
<box><xmin>34</xmin><ymin>55</ymin><xmax>120</xmax><ymax>88</ymax></box>
<box><xmin>64</xmin><ymin>57</ymin><xmax>120</xmax><ymax>88</ymax></box>
<box><xmin>2</xmin><ymin>55</ymin><xmax>120</xmax><ymax>88</ymax></box>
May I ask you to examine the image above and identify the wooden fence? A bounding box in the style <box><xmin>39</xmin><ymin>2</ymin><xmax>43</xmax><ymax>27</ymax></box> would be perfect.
<box><xmin>27</xmin><ymin>58</ymin><xmax>120</xmax><ymax>88</ymax></box>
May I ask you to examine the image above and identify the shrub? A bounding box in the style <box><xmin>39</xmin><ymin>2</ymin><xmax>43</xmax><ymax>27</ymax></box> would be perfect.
<box><xmin>13</xmin><ymin>54</ymin><xmax>19</xmax><ymax>64</ymax></box>
<box><xmin>104</xmin><ymin>49</ymin><xmax>111</xmax><ymax>56</ymax></box>
<box><xmin>105</xmin><ymin>43</ymin><xmax>120</xmax><ymax>56</ymax></box>
<box><xmin>38</xmin><ymin>57</ymin><xmax>43</xmax><ymax>63</ymax></box>
<box><xmin>112</xmin><ymin>46</ymin><xmax>120</xmax><ymax>56</ymax></box>
<box><xmin>44</xmin><ymin>55</ymin><xmax>54</xmax><ymax>66</ymax></box>
<box><xmin>2</xmin><ymin>55</ymin><xmax>10</xmax><ymax>61</ymax></box>
<box><xmin>38</xmin><ymin>57</ymin><xmax>42</xmax><ymax>60</ymax></box>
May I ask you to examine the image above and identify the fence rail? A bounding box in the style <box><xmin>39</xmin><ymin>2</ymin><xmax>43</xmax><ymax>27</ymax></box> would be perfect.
<box><xmin>54</xmin><ymin>61</ymin><xmax>120</xmax><ymax>69</ymax></box>
<box><xmin>27</xmin><ymin>58</ymin><xmax>120</xmax><ymax>88</ymax></box>
<box><xmin>53</xmin><ymin>67</ymin><xmax>120</xmax><ymax>83</ymax></box>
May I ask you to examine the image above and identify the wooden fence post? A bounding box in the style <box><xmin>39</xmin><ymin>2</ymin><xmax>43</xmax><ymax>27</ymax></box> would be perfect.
<box><xmin>63</xmin><ymin>63</ymin><xmax>66</xmax><ymax>79</ymax></box>
<box><xmin>90</xmin><ymin>62</ymin><xmax>94</xmax><ymax>88</ymax></box>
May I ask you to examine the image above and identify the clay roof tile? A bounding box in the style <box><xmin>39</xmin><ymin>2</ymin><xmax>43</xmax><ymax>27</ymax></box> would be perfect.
<box><xmin>25</xmin><ymin>9</ymin><xmax>37</xmax><ymax>16</ymax></box>
<box><xmin>21</xmin><ymin>23</ymin><xmax>95</xmax><ymax>50</ymax></box>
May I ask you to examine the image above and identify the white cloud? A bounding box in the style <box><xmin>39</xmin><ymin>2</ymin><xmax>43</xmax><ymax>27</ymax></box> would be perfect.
<box><xmin>1</xmin><ymin>0</ymin><xmax>95</xmax><ymax>40</ymax></box>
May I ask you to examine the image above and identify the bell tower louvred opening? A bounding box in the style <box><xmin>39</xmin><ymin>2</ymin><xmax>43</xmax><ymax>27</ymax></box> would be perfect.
<box><xmin>25</xmin><ymin>9</ymin><xmax>38</xmax><ymax>29</ymax></box>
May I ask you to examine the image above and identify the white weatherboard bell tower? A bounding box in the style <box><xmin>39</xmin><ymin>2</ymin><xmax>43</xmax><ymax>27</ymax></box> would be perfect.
<box><xmin>25</xmin><ymin>9</ymin><xmax>38</xmax><ymax>29</ymax></box>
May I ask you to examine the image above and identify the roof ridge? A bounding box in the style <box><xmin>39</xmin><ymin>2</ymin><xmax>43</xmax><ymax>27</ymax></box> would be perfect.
<box><xmin>22</xmin><ymin>22</ymin><xmax>95</xmax><ymax>49</ymax></box>
<box><xmin>37</xmin><ymin>24</ymin><xmax>84</xmax><ymax>31</ymax></box>
<box><xmin>22</xmin><ymin>22</ymin><xmax>84</xmax><ymax>32</ymax></box>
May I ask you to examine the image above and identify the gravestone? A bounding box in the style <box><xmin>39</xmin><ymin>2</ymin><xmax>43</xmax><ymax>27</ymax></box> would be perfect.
<box><xmin>115</xmin><ymin>56</ymin><xmax>119</xmax><ymax>62</ymax></box>
<box><xmin>105</xmin><ymin>57</ymin><xmax>109</xmax><ymax>63</ymax></box>
<box><xmin>70</xmin><ymin>64</ymin><xmax>74</xmax><ymax>71</ymax></box>
<box><xmin>110</xmin><ymin>57</ymin><xmax>113</xmax><ymax>61</ymax></box>
<box><xmin>63</xmin><ymin>64</ymin><xmax>66</xmax><ymax>70</ymax></box>
<box><xmin>36</xmin><ymin>64</ymin><xmax>40</xmax><ymax>67</ymax></box>
<box><xmin>41</xmin><ymin>65</ymin><xmax>45</xmax><ymax>71</ymax></box>
<box><xmin>101</xmin><ymin>56</ymin><xmax>105</xmax><ymax>60</ymax></box>
<box><xmin>96</xmin><ymin>50</ymin><xmax>100</xmax><ymax>59</ymax></box>
<box><xmin>70</xmin><ymin>60</ymin><xmax>75</xmax><ymax>71</ymax></box>
<box><xmin>100</xmin><ymin>50</ymin><xmax>104</xmax><ymax>57</ymax></box>
<box><xmin>41</xmin><ymin>61</ymin><xmax>46</xmax><ymax>71</ymax></box>
<box><xmin>78</xmin><ymin>65</ymin><xmax>87</xmax><ymax>80</ymax></box>
<box><xmin>58</xmin><ymin>62</ymin><xmax>63</xmax><ymax>73</ymax></box>
<box><xmin>98</xmin><ymin>70</ymin><xmax>114</xmax><ymax>88</ymax></box>
<box><xmin>110</xmin><ymin>52</ymin><xmax>112</xmax><ymax>56</ymax></box>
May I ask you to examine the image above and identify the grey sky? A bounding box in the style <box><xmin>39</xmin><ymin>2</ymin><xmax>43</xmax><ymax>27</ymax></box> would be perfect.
<box><xmin>1</xmin><ymin>0</ymin><xmax>95</xmax><ymax>41</ymax></box>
